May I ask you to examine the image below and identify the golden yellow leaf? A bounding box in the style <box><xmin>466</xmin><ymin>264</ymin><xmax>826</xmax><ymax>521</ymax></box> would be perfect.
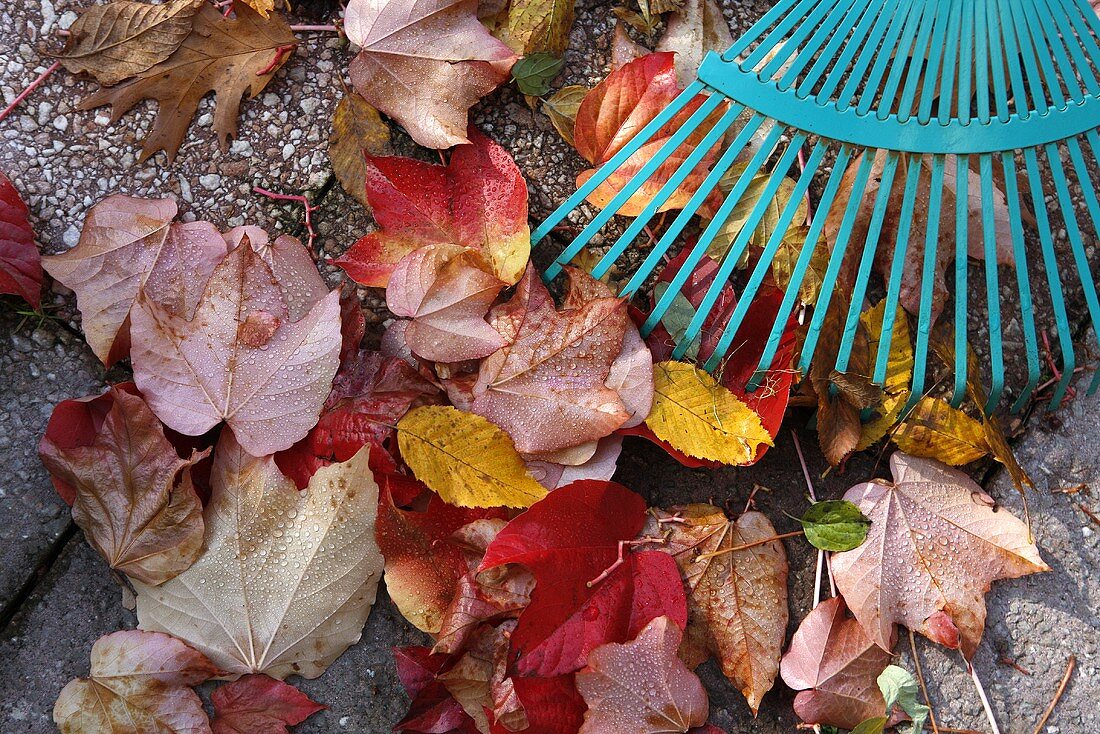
<box><xmin>397</xmin><ymin>406</ymin><xmax>547</xmax><ymax>508</ymax></box>
<box><xmin>893</xmin><ymin>396</ymin><xmax>990</xmax><ymax>465</ymax></box>
<box><xmin>647</xmin><ymin>361</ymin><xmax>772</xmax><ymax>465</ymax></box>
<box><xmin>771</xmin><ymin>225</ymin><xmax>829</xmax><ymax>305</ymax></box>
<box><xmin>707</xmin><ymin>166</ymin><xmax>806</xmax><ymax>264</ymax></box>
<box><xmin>856</xmin><ymin>301</ymin><xmax>913</xmax><ymax>450</ymax></box>
<box><xmin>240</xmin><ymin>0</ymin><xmax>275</xmax><ymax>17</ymax></box>
<box><xmin>542</xmin><ymin>84</ymin><xmax>588</xmax><ymax>147</ymax></box>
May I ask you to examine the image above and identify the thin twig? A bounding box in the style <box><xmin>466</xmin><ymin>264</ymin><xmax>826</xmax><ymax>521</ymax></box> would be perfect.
<box><xmin>1078</xmin><ymin>503</ymin><xmax>1100</xmax><ymax>527</ymax></box>
<box><xmin>290</xmin><ymin>23</ymin><xmax>340</xmax><ymax>31</ymax></box>
<box><xmin>1030</xmin><ymin>655</ymin><xmax>1076</xmax><ymax>734</ymax></box>
<box><xmin>0</xmin><ymin>61</ymin><xmax>61</xmax><ymax>123</ymax></box>
<box><xmin>256</xmin><ymin>44</ymin><xmax>296</xmax><ymax>76</ymax></box>
<box><xmin>586</xmin><ymin>537</ymin><xmax>665</xmax><ymax>587</ymax></box>
<box><xmin>968</xmin><ymin>658</ymin><xmax>1001</xmax><ymax>734</ymax></box>
<box><xmin>253</xmin><ymin>186</ymin><xmax>318</xmax><ymax>250</ymax></box>
<box><xmin>693</xmin><ymin>530</ymin><xmax>804</xmax><ymax>562</ymax></box>
<box><xmin>909</xmin><ymin>629</ymin><xmax>941</xmax><ymax>734</ymax></box>
<box><xmin>792</xmin><ymin>430</ymin><xmax>836</xmax><ymax>600</ymax></box>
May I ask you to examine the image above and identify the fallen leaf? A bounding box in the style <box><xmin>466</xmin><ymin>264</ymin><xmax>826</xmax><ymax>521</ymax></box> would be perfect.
<box><xmin>133</xmin><ymin>432</ymin><xmax>384</xmax><ymax>678</ymax></box>
<box><xmin>387</xmin><ymin>244</ymin><xmax>507</xmax><ymax>362</ymax></box>
<box><xmin>345</xmin><ymin>0</ymin><xmax>516</xmax><ymax>149</ymax></box>
<box><xmin>877</xmin><ymin>665</ymin><xmax>930</xmax><ymax>734</ymax></box>
<box><xmin>647</xmin><ymin>361</ymin><xmax>772</xmax><ymax>465</ymax></box>
<box><xmin>574</xmin><ymin>52</ymin><xmax>718</xmax><ymax>216</ymax></box>
<box><xmin>0</xmin><ymin>171</ymin><xmax>41</xmax><ymax>308</ymax></box>
<box><xmin>131</xmin><ymin>242</ymin><xmax>341</xmax><ymax>456</ymax></box>
<box><xmin>511</xmin><ymin>53</ymin><xmax>565</xmax><ymax>95</ymax></box>
<box><xmin>397</xmin><ymin>405</ymin><xmax>548</xmax><ymax>508</ymax></box>
<box><xmin>799</xmin><ymin>500</ymin><xmax>870</xmax><ymax>552</ymax></box>
<box><xmin>479</xmin><ymin>480</ymin><xmax>687</xmax><ymax>677</ymax></box>
<box><xmin>780</xmin><ymin>596</ymin><xmax>892</xmax><ymax>730</ymax></box>
<box><xmin>503</xmin><ymin>674</ymin><xmax>587</xmax><ymax>734</ymax></box>
<box><xmin>467</xmin><ymin>266</ymin><xmax>633</xmax><ymax>453</ymax></box>
<box><xmin>377</xmin><ymin>476</ymin><xmax>507</xmax><ymax>633</ymax></box>
<box><xmin>656</xmin><ymin>0</ymin><xmax>733</xmax><ymax>88</ymax></box>
<box><xmin>770</xmin><ymin>225</ymin><xmax>829</xmax><ymax>305</ymax></box>
<box><xmin>394</xmin><ymin>647</ymin><xmax>480</xmax><ymax>733</ymax></box>
<box><xmin>224</xmin><ymin>227</ymin><xmax>327</xmax><ymax>320</ymax></box>
<box><xmin>55</xmin><ymin>0</ymin><xmax>204</xmax><ymax>85</ymax></box>
<box><xmin>644</xmin><ymin>505</ymin><xmax>789</xmax><ymax>713</ymax></box>
<box><xmin>79</xmin><ymin>4</ymin><xmax>297</xmax><ymax>162</ymax></box>
<box><xmin>211</xmin><ymin>675</ymin><xmax>324</xmax><ymax>733</ymax></box>
<box><xmin>831</xmin><ymin>452</ymin><xmax>1049</xmax><ymax>658</ymax></box>
<box><xmin>328</xmin><ymin>92</ymin><xmax>394</xmax><ymax>208</ymax></box>
<box><xmin>335</xmin><ymin>129</ymin><xmax>529</xmax><ymax>287</ymax></box>
<box><xmin>893</xmin><ymin>396</ymin><xmax>990</xmax><ymax>465</ymax></box>
<box><xmin>525</xmin><ymin>434</ymin><xmax>624</xmax><ymax>490</ymax></box>
<box><xmin>438</xmin><ymin>622</ymin><xmax>516</xmax><ymax>732</ymax></box>
<box><xmin>41</xmin><ymin>195</ymin><xmax>229</xmax><ymax>365</ymax></box>
<box><xmin>610</xmin><ymin>21</ymin><xmax>649</xmax><ymax>70</ymax></box>
<box><xmin>855</xmin><ymin>301</ymin><xmax>914</xmax><ymax>451</ymax></box>
<box><xmin>542</xmin><ymin>84</ymin><xmax>587</xmax><ymax>146</ymax></box>
<box><xmin>576</xmin><ymin>615</ymin><xmax>709</xmax><ymax>733</ymax></box>
<box><xmin>502</xmin><ymin>0</ymin><xmax>574</xmax><ymax>55</ymax></box>
<box><xmin>39</xmin><ymin>387</ymin><xmax>205</xmax><ymax>585</ymax></box>
<box><xmin>54</xmin><ymin>630</ymin><xmax>220</xmax><ymax>734</ymax></box>
<box><xmin>705</xmin><ymin>170</ymin><xmax>805</xmax><ymax>264</ymax></box>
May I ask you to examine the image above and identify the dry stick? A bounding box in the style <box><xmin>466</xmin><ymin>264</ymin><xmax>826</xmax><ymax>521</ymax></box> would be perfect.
<box><xmin>792</xmin><ymin>430</ymin><xmax>835</xmax><ymax>601</ymax></box>
<box><xmin>1030</xmin><ymin>655</ymin><xmax>1076</xmax><ymax>734</ymax></box>
<box><xmin>1079</xmin><ymin>503</ymin><xmax>1100</xmax><ymax>527</ymax></box>
<box><xmin>693</xmin><ymin>530</ymin><xmax>804</xmax><ymax>562</ymax></box>
<box><xmin>909</xmin><ymin>629</ymin><xmax>941</xmax><ymax>734</ymax></box>
<box><xmin>967</xmin><ymin>658</ymin><xmax>1001</xmax><ymax>734</ymax></box>
<box><xmin>0</xmin><ymin>61</ymin><xmax>60</xmax><ymax>124</ymax></box>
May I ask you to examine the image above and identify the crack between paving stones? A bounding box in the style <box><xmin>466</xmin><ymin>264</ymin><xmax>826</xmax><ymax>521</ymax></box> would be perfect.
<box><xmin>0</xmin><ymin>522</ymin><xmax>78</xmax><ymax>635</ymax></box>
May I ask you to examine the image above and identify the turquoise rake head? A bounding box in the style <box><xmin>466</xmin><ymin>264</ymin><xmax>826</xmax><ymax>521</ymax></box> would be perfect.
<box><xmin>533</xmin><ymin>0</ymin><xmax>1100</xmax><ymax>415</ymax></box>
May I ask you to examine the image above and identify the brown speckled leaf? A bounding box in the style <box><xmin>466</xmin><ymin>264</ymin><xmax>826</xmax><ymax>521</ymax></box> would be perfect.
<box><xmin>780</xmin><ymin>597</ymin><xmax>892</xmax><ymax>730</ymax></box>
<box><xmin>328</xmin><ymin>92</ymin><xmax>393</xmax><ymax>207</ymax></box>
<box><xmin>645</xmin><ymin>505</ymin><xmax>788</xmax><ymax>714</ymax></box>
<box><xmin>133</xmin><ymin>432</ymin><xmax>383</xmax><ymax>679</ymax></box>
<box><xmin>39</xmin><ymin>388</ymin><xmax>206</xmax><ymax>586</ymax></box>
<box><xmin>78</xmin><ymin>3</ymin><xmax>296</xmax><ymax>162</ymax></box>
<box><xmin>831</xmin><ymin>452</ymin><xmax>1049</xmax><ymax>659</ymax></box>
<box><xmin>576</xmin><ymin>616</ymin><xmax>708</xmax><ymax>734</ymax></box>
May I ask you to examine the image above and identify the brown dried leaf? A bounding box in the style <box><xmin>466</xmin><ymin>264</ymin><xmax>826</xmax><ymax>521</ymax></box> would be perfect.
<box><xmin>328</xmin><ymin>92</ymin><xmax>393</xmax><ymax>208</ymax></box>
<box><xmin>646</xmin><ymin>505</ymin><xmax>789</xmax><ymax>714</ymax></box>
<box><xmin>576</xmin><ymin>616</ymin><xmax>708</xmax><ymax>733</ymax></box>
<box><xmin>79</xmin><ymin>4</ymin><xmax>297</xmax><ymax>162</ymax></box>
<box><xmin>39</xmin><ymin>388</ymin><xmax>205</xmax><ymax>586</ymax></box>
<box><xmin>56</xmin><ymin>0</ymin><xmax>204</xmax><ymax>86</ymax></box>
<box><xmin>832</xmin><ymin>452</ymin><xmax>1049</xmax><ymax>659</ymax></box>
<box><xmin>542</xmin><ymin>84</ymin><xmax>588</xmax><ymax>147</ymax></box>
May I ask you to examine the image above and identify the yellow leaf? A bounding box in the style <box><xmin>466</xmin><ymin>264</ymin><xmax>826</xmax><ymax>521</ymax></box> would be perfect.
<box><xmin>856</xmin><ymin>300</ymin><xmax>914</xmax><ymax>450</ymax></box>
<box><xmin>542</xmin><ymin>84</ymin><xmax>588</xmax><ymax>147</ymax></box>
<box><xmin>707</xmin><ymin>167</ymin><xmax>806</xmax><ymax>264</ymax></box>
<box><xmin>647</xmin><ymin>361</ymin><xmax>773</xmax><ymax>465</ymax></box>
<box><xmin>893</xmin><ymin>396</ymin><xmax>990</xmax><ymax>465</ymax></box>
<box><xmin>771</xmin><ymin>225</ymin><xmax>829</xmax><ymax>305</ymax></box>
<box><xmin>397</xmin><ymin>406</ymin><xmax>547</xmax><ymax>508</ymax></box>
<box><xmin>240</xmin><ymin>0</ymin><xmax>274</xmax><ymax>16</ymax></box>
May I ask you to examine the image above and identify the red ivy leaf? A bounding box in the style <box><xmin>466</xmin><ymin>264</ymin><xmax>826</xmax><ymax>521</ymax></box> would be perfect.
<box><xmin>0</xmin><ymin>172</ymin><xmax>41</xmax><ymax>307</ymax></box>
<box><xmin>211</xmin><ymin>674</ymin><xmax>325</xmax><ymax>734</ymax></box>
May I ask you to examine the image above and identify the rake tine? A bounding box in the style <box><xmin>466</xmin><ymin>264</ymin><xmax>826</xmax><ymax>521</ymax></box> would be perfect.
<box><xmin>935</xmin><ymin>0</ymin><xmax>965</xmax><ymax>124</ymax></box>
<box><xmin>1055</xmin><ymin>0</ymin><xmax>1100</xmax><ymax>95</ymax></box>
<box><xmin>543</xmin><ymin>92</ymin><xmax>729</xmax><ymax>281</ymax></box>
<box><xmin>767</xmin><ymin>0</ymin><xmax>861</xmax><ymax>86</ymax></box>
<box><xmin>903</xmin><ymin>154</ymin><xmax>945</xmax><ymax>415</ymax></box>
<box><xmin>672</xmin><ymin>134</ymin><xmax>804</xmax><ymax>361</ymax></box>
<box><xmin>724</xmin><ymin>0</ymin><xmax>815</xmax><ymax>61</ymax></box>
<box><xmin>799</xmin><ymin>0</ymin><xmax>881</xmax><ymax>99</ymax></box>
<box><xmin>883</xmin><ymin>0</ymin><xmax>935</xmax><ymax>120</ymax></box>
<box><xmin>1025</xmin><ymin>146</ymin><xmax>1075</xmax><ymax>409</ymax></box>
<box><xmin>986</xmin><ymin>0</ymin><xmax>1012</xmax><ymax>122</ymax></box>
<box><xmin>637</xmin><ymin>115</ymin><xmax>773</xmax><ymax>330</ymax></box>
<box><xmin>997</xmin><ymin>0</ymin><xmax>1031</xmax><ymax>120</ymax></box>
<box><xmin>1007</xmin><ymin>0</ymin><xmax>1051</xmax><ymax>116</ymax></box>
<box><xmin>704</xmin><ymin>140</ymin><xmax>826</xmax><ymax>374</ymax></box>
<box><xmin>1070</xmin><ymin>133</ymin><xmax>1100</xmax><ymax>394</ymax></box>
<box><xmin>857</xmin><ymin>0</ymin><xmax>923</xmax><ymax>117</ymax></box>
<box><xmin>752</xmin><ymin>145</ymin><xmax>855</xmax><ymax>389</ymax></box>
<box><xmin>587</xmin><ymin>103</ymin><xmax>745</xmax><ymax>281</ymax></box>
<box><xmin>1037</xmin><ymin>0</ymin><xmax>1084</xmax><ymax>102</ymax></box>
<box><xmin>1051</xmin><ymin>138</ymin><xmax>1100</xmax><ymax>395</ymax></box>
<box><xmin>951</xmin><ymin>154</ymin><xmax>970</xmax><ymax>407</ymax></box>
<box><xmin>737</xmin><ymin>0</ymin><xmax>825</xmax><ymax>67</ymax></box>
<box><xmin>955</xmin><ymin>0</ymin><xmax>976</xmax><ymax>121</ymax></box>
<box><xmin>979</xmin><ymin>153</ymin><xmax>1006</xmax><ymax>413</ymax></box>
<box><xmin>817</xmin><ymin>0</ymin><xmax>894</xmax><ymax>104</ymax></box>
<box><xmin>1041</xmin><ymin>0</ymin><xmax>1092</xmax><ymax>99</ymax></box>
<box><xmin>797</xmin><ymin>149</ymin><xmax>878</xmax><ymax>374</ymax></box>
<box><xmin>833</xmin><ymin>151</ymin><xmax>900</xmax><ymax>375</ymax></box>
<box><xmin>837</xmin><ymin>0</ymin><xmax>904</xmax><ymax>108</ymax></box>
<box><xmin>913</xmin><ymin>0</ymin><xmax>950</xmax><ymax>123</ymax></box>
<box><xmin>1018</xmin><ymin>0</ymin><xmax>1068</xmax><ymax>109</ymax></box>
<box><xmin>975</xmin><ymin>0</ymin><xmax>993</xmax><ymax>123</ymax></box>
<box><xmin>531</xmin><ymin>80</ymin><xmax>708</xmax><ymax>246</ymax></box>
<box><xmin>1001</xmin><ymin>150</ymin><xmax>1042</xmax><ymax>413</ymax></box>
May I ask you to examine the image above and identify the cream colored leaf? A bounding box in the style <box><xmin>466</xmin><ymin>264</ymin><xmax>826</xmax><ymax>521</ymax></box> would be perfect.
<box><xmin>133</xmin><ymin>433</ymin><xmax>383</xmax><ymax>679</ymax></box>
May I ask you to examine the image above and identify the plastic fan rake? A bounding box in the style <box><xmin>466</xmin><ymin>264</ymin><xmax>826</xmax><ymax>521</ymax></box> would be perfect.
<box><xmin>533</xmin><ymin>0</ymin><xmax>1100</xmax><ymax>414</ymax></box>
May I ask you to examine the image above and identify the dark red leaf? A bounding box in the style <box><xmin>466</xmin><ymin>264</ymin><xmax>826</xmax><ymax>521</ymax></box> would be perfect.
<box><xmin>211</xmin><ymin>674</ymin><xmax>324</xmax><ymax>734</ymax></box>
<box><xmin>490</xmin><ymin>675</ymin><xmax>585</xmax><ymax>734</ymax></box>
<box><xmin>0</xmin><ymin>172</ymin><xmax>41</xmax><ymax>307</ymax></box>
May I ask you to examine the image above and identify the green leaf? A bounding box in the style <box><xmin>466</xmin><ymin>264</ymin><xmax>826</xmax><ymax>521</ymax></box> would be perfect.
<box><xmin>849</xmin><ymin>717</ymin><xmax>887</xmax><ymax>734</ymax></box>
<box><xmin>878</xmin><ymin>665</ymin><xmax>930</xmax><ymax>734</ymax></box>
<box><xmin>799</xmin><ymin>499</ymin><xmax>871</xmax><ymax>551</ymax></box>
<box><xmin>512</xmin><ymin>53</ymin><xmax>565</xmax><ymax>96</ymax></box>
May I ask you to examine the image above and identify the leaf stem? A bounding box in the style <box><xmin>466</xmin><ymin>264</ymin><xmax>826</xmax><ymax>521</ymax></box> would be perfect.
<box><xmin>586</xmin><ymin>537</ymin><xmax>665</xmax><ymax>588</ymax></box>
<box><xmin>0</xmin><ymin>61</ymin><xmax>60</xmax><ymax>124</ymax></box>
<box><xmin>1030</xmin><ymin>655</ymin><xmax>1075</xmax><ymax>734</ymax></box>
<box><xmin>291</xmin><ymin>24</ymin><xmax>340</xmax><ymax>31</ymax></box>
<box><xmin>254</xmin><ymin>186</ymin><xmax>318</xmax><ymax>251</ymax></box>
<box><xmin>792</xmin><ymin>429</ymin><xmax>835</xmax><ymax>601</ymax></box>
<box><xmin>909</xmin><ymin>629</ymin><xmax>940</xmax><ymax>734</ymax></box>
<box><xmin>967</xmin><ymin>658</ymin><xmax>1001</xmax><ymax>734</ymax></box>
<box><xmin>693</xmin><ymin>530</ymin><xmax>804</xmax><ymax>562</ymax></box>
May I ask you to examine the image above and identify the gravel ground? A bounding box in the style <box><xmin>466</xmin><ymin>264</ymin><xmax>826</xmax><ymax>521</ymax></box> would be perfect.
<box><xmin>1</xmin><ymin>0</ymin><xmax>1099</xmax><ymax>732</ymax></box>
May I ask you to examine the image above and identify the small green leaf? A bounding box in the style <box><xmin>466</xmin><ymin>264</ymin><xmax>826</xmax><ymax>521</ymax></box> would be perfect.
<box><xmin>849</xmin><ymin>717</ymin><xmax>887</xmax><ymax>734</ymax></box>
<box><xmin>878</xmin><ymin>665</ymin><xmax>930</xmax><ymax>734</ymax></box>
<box><xmin>512</xmin><ymin>53</ymin><xmax>565</xmax><ymax>96</ymax></box>
<box><xmin>800</xmin><ymin>499</ymin><xmax>871</xmax><ymax>551</ymax></box>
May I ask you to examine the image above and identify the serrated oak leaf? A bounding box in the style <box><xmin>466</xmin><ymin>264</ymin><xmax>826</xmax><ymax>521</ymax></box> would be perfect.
<box><xmin>480</xmin><ymin>481</ymin><xmax>687</xmax><ymax>677</ymax></box>
<box><xmin>211</xmin><ymin>675</ymin><xmax>325</xmax><ymax>734</ymax></box>
<box><xmin>780</xmin><ymin>597</ymin><xmax>892</xmax><ymax>730</ymax></box>
<box><xmin>336</xmin><ymin>129</ymin><xmax>529</xmax><ymax>287</ymax></box>
<box><xmin>79</xmin><ymin>4</ymin><xmax>297</xmax><ymax>162</ymax></box>
<box><xmin>39</xmin><ymin>388</ymin><xmax>206</xmax><ymax>585</ymax></box>
<box><xmin>0</xmin><ymin>172</ymin><xmax>41</xmax><ymax>307</ymax></box>
<box><xmin>133</xmin><ymin>432</ymin><xmax>384</xmax><ymax>679</ymax></box>
<box><xmin>345</xmin><ymin>0</ymin><xmax>516</xmax><ymax>149</ymax></box>
<box><xmin>831</xmin><ymin>452</ymin><xmax>1049</xmax><ymax>659</ymax></box>
<box><xmin>53</xmin><ymin>630</ymin><xmax>220</xmax><ymax>734</ymax></box>
<box><xmin>576</xmin><ymin>616</ymin><xmax>709</xmax><ymax>734</ymax></box>
<box><xmin>56</xmin><ymin>0</ymin><xmax>204</xmax><ymax>85</ymax></box>
<box><xmin>573</xmin><ymin>53</ymin><xmax>718</xmax><ymax>216</ymax></box>
<box><xmin>130</xmin><ymin>242</ymin><xmax>341</xmax><ymax>456</ymax></box>
<box><xmin>644</xmin><ymin>506</ymin><xmax>788</xmax><ymax>714</ymax></box>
